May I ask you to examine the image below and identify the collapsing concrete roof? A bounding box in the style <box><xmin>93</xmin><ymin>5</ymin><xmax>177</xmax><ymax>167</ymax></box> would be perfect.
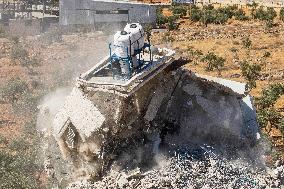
<box><xmin>195</xmin><ymin>74</ymin><xmax>247</xmax><ymax>95</ymax></box>
<box><xmin>190</xmin><ymin>72</ymin><xmax>259</xmax><ymax>138</ymax></box>
<box><xmin>54</xmin><ymin>69</ymin><xmax>259</xmax><ymax>143</ymax></box>
<box><xmin>53</xmin><ymin>87</ymin><xmax>105</xmax><ymax>141</ymax></box>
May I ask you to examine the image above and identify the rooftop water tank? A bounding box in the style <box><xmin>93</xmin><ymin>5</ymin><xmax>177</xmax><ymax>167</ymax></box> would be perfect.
<box><xmin>124</xmin><ymin>23</ymin><xmax>145</xmax><ymax>50</ymax></box>
<box><xmin>113</xmin><ymin>31</ymin><xmax>135</xmax><ymax>58</ymax></box>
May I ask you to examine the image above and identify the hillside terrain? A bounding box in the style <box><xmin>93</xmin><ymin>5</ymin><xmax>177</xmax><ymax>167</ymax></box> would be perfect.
<box><xmin>0</xmin><ymin>4</ymin><xmax>284</xmax><ymax>188</ymax></box>
<box><xmin>153</xmin><ymin>5</ymin><xmax>284</xmax><ymax>160</ymax></box>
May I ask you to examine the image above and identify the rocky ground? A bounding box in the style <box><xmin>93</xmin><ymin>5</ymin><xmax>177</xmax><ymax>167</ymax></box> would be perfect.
<box><xmin>68</xmin><ymin>145</ymin><xmax>284</xmax><ymax>189</ymax></box>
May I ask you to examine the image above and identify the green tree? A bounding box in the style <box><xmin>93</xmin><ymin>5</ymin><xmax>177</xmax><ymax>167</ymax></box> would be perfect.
<box><xmin>235</xmin><ymin>9</ymin><xmax>249</xmax><ymax>21</ymax></box>
<box><xmin>267</xmin><ymin>7</ymin><xmax>277</xmax><ymax>21</ymax></box>
<box><xmin>248</xmin><ymin>1</ymin><xmax>258</xmax><ymax>19</ymax></box>
<box><xmin>255</xmin><ymin>6</ymin><xmax>267</xmax><ymax>20</ymax></box>
<box><xmin>157</xmin><ymin>8</ymin><xmax>168</xmax><ymax>26</ymax></box>
<box><xmin>190</xmin><ymin>7</ymin><xmax>203</xmax><ymax>22</ymax></box>
<box><xmin>168</xmin><ymin>16</ymin><xmax>179</xmax><ymax>31</ymax></box>
<box><xmin>257</xmin><ymin>108</ymin><xmax>282</xmax><ymax>132</ymax></box>
<box><xmin>171</xmin><ymin>6</ymin><xmax>187</xmax><ymax>17</ymax></box>
<box><xmin>280</xmin><ymin>8</ymin><xmax>284</xmax><ymax>21</ymax></box>
<box><xmin>240</xmin><ymin>61</ymin><xmax>261</xmax><ymax>90</ymax></box>
<box><xmin>256</xmin><ymin>83</ymin><xmax>284</xmax><ymax>133</ymax></box>
<box><xmin>202</xmin><ymin>52</ymin><xmax>225</xmax><ymax>76</ymax></box>
<box><xmin>255</xmin><ymin>7</ymin><xmax>276</xmax><ymax>28</ymax></box>
<box><xmin>257</xmin><ymin>83</ymin><xmax>284</xmax><ymax>109</ymax></box>
<box><xmin>217</xmin><ymin>5</ymin><xmax>238</xmax><ymax>19</ymax></box>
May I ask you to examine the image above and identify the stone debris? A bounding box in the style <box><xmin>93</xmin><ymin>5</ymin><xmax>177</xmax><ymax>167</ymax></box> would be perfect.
<box><xmin>67</xmin><ymin>145</ymin><xmax>284</xmax><ymax>189</ymax></box>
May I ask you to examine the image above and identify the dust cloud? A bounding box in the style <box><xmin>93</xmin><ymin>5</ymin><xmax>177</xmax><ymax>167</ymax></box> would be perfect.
<box><xmin>36</xmin><ymin>32</ymin><xmax>110</xmax><ymax>132</ymax></box>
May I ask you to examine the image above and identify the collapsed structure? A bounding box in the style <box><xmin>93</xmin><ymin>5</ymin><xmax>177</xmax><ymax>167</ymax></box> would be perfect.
<box><xmin>40</xmin><ymin>24</ymin><xmax>259</xmax><ymax>183</ymax></box>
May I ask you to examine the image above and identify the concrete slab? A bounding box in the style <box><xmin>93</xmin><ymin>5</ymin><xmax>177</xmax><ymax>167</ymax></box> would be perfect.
<box><xmin>53</xmin><ymin>87</ymin><xmax>105</xmax><ymax>140</ymax></box>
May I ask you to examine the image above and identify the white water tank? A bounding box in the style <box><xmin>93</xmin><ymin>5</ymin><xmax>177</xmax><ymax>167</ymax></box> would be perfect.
<box><xmin>124</xmin><ymin>23</ymin><xmax>145</xmax><ymax>50</ymax></box>
<box><xmin>113</xmin><ymin>31</ymin><xmax>135</xmax><ymax>58</ymax></box>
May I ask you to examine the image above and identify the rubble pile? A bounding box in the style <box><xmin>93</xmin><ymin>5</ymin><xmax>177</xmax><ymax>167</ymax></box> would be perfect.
<box><xmin>68</xmin><ymin>145</ymin><xmax>284</xmax><ymax>189</ymax></box>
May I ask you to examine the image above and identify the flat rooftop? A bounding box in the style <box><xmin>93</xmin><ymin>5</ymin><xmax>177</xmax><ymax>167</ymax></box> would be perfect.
<box><xmin>77</xmin><ymin>48</ymin><xmax>175</xmax><ymax>97</ymax></box>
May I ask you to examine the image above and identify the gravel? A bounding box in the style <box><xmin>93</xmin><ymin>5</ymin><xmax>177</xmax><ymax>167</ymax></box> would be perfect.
<box><xmin>68</xmin><ymin>144</ymin><xmax>284</xmax><ymax>189</ymax></box>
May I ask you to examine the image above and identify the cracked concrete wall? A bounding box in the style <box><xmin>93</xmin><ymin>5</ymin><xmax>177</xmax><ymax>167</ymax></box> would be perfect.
<box><xmin>163</xmin><ymin>75</ymin><xmax>246</xmax><ymax>146</ymax></box>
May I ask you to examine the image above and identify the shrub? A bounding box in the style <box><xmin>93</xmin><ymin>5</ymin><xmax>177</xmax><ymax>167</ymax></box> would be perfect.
<box><xmin>257</xmin><ymin>108</ymin><xmax>282</xmax><ymax>129</ymax></box>
<box><xmin>256</xmin><ymin>83</ymin><xmax>284</xmax><ymax>135</ymax></box>
<box><xmin>0</xmin><ymin>77</ymin><xmax>29</xmax><ymax>103</ymax></box>
<box><xmin>10</xmin><ymin>41</ymin><xmax>41</xmax><ymax>67</ymax></box>
<box><xmin>202</xmin><ymin>52</ymin><xmax>225</xmax><ymax>75</ymax></box>
<box><xmin>217</xmin><ymin>5</ymin><xmax>238</xmax><ymax>19</ymax></box>
<box><xmin>240</xmin><ymin>61</ymin><xmax>261</xmax><ymax>89</ymax></box>
<box><xmin>0</xmin><ymin>135</ymin><xmax>8</xmax><ymax>145</ymax></box>
<box><xmin>189</xmin><ymin>6</ymin><xmax>249</xmax><ymax>23</ymax></box>
<box><xmin>171</xmin><ymin>6</ymin><xmax>187</xmax><ymax>17</ymax></box>
<box><xmin>168</xmin><ymin>16</ymin><xmax>179</xmax><ymax>31</ymax></box>
<box><xmin>157</xmin><ymin>8</ymin><xmax>168</xmax><ymax>26</ymax></box>
<box><xmin>265</xmin><ymin>20</ymin><xmax>274</xmax><ymax>29</ymax></box>
<box><xmin>39</xmin><ymin>28</ymin><xmax>63</xmax><ymax>44</ymax></box>
<box><xmin>190</xmin><ymin>8</ymin><xmax>203</xmax><ymax>22</ymax></box>
<box><xmin>242</xmin><ymin>37</ymin><xmax>252</xmax><ymax>49</ymax></box>
<box><xmin>256</xmin><ymin>83</ymin><xmax>284</xmax><ymax>109</ymax></box>
<box><xmin>263</xmin><ymin>51</ymin><xmax>271</xmax><ymax>58</ymax></box>
<box><xmin>280</xmin><ymin>8</ymin><xmax>284</xmax><ymax>21</ymax></box>
<box><xmin>9</xmin><ymin>138</ymin><xmax>30</xmax><ymax>152</ymax></box>
<box><xmin>267</xmin><ymin>7</ymin><xmax>277</xmax><ymax>20</ymax></box>
<box><xmin>203</xmin><ymin>4</ymin><xmax>215</xmax><ymax>11</ymax></box>
<box><xmin>0</xmin><ymin>143</ymin><xmax>40</xmax><ymax>189</ymax></box>
<box><xmin>202</xmin><ymin>9</ymin><xmax>214</xmax><ymax>25</ymax></box>
<box><xmin>255</xmin><ymin>6</ymin><xmax>276</xmax><ymax>23</ymax></box>
<box><xmin>235</xmin><ymin>9</ymin><xmax>249</xmax><ymax>21</ymax></box>
<box><xmin>187</xmin><ymin>48</ymin><xmax>203</xmax><ymax>58</ymax></box>
<box><xmin>248</xmin><ymin>1</ymin><xmax>258</xmax><ymax>19</ymax></box>
<box><xmin>0</xmin><ymin>119</ymin><xmax>40</xmax><ymax>188</ymax></box>
<box><xmin>202</xmin><ymin>8</ymin><xmax>230</xmax><ymax>25</ymax></box>
<box><xmin>10</xmin><ymin>43</ymin><xmax>29</xmax><ymax>63</ymax></box>
<box><xmin>255</xmin><ymin>6</ymin><xmax>267</xmax><ymax>20</ymax></box>
<box><xmin>214</xmin><ymin>11</ymin><xmax>229</xmax><ymax>24</ymax></box>
<box><xmin>259</xmin><ymin>7</ymin><xmax>277</xmax><ymax>29</ymax></box>
<box><xmin>12</xmin><ymin>92</ymin><xmax>39</xmax><ymax>115</ymax></box>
